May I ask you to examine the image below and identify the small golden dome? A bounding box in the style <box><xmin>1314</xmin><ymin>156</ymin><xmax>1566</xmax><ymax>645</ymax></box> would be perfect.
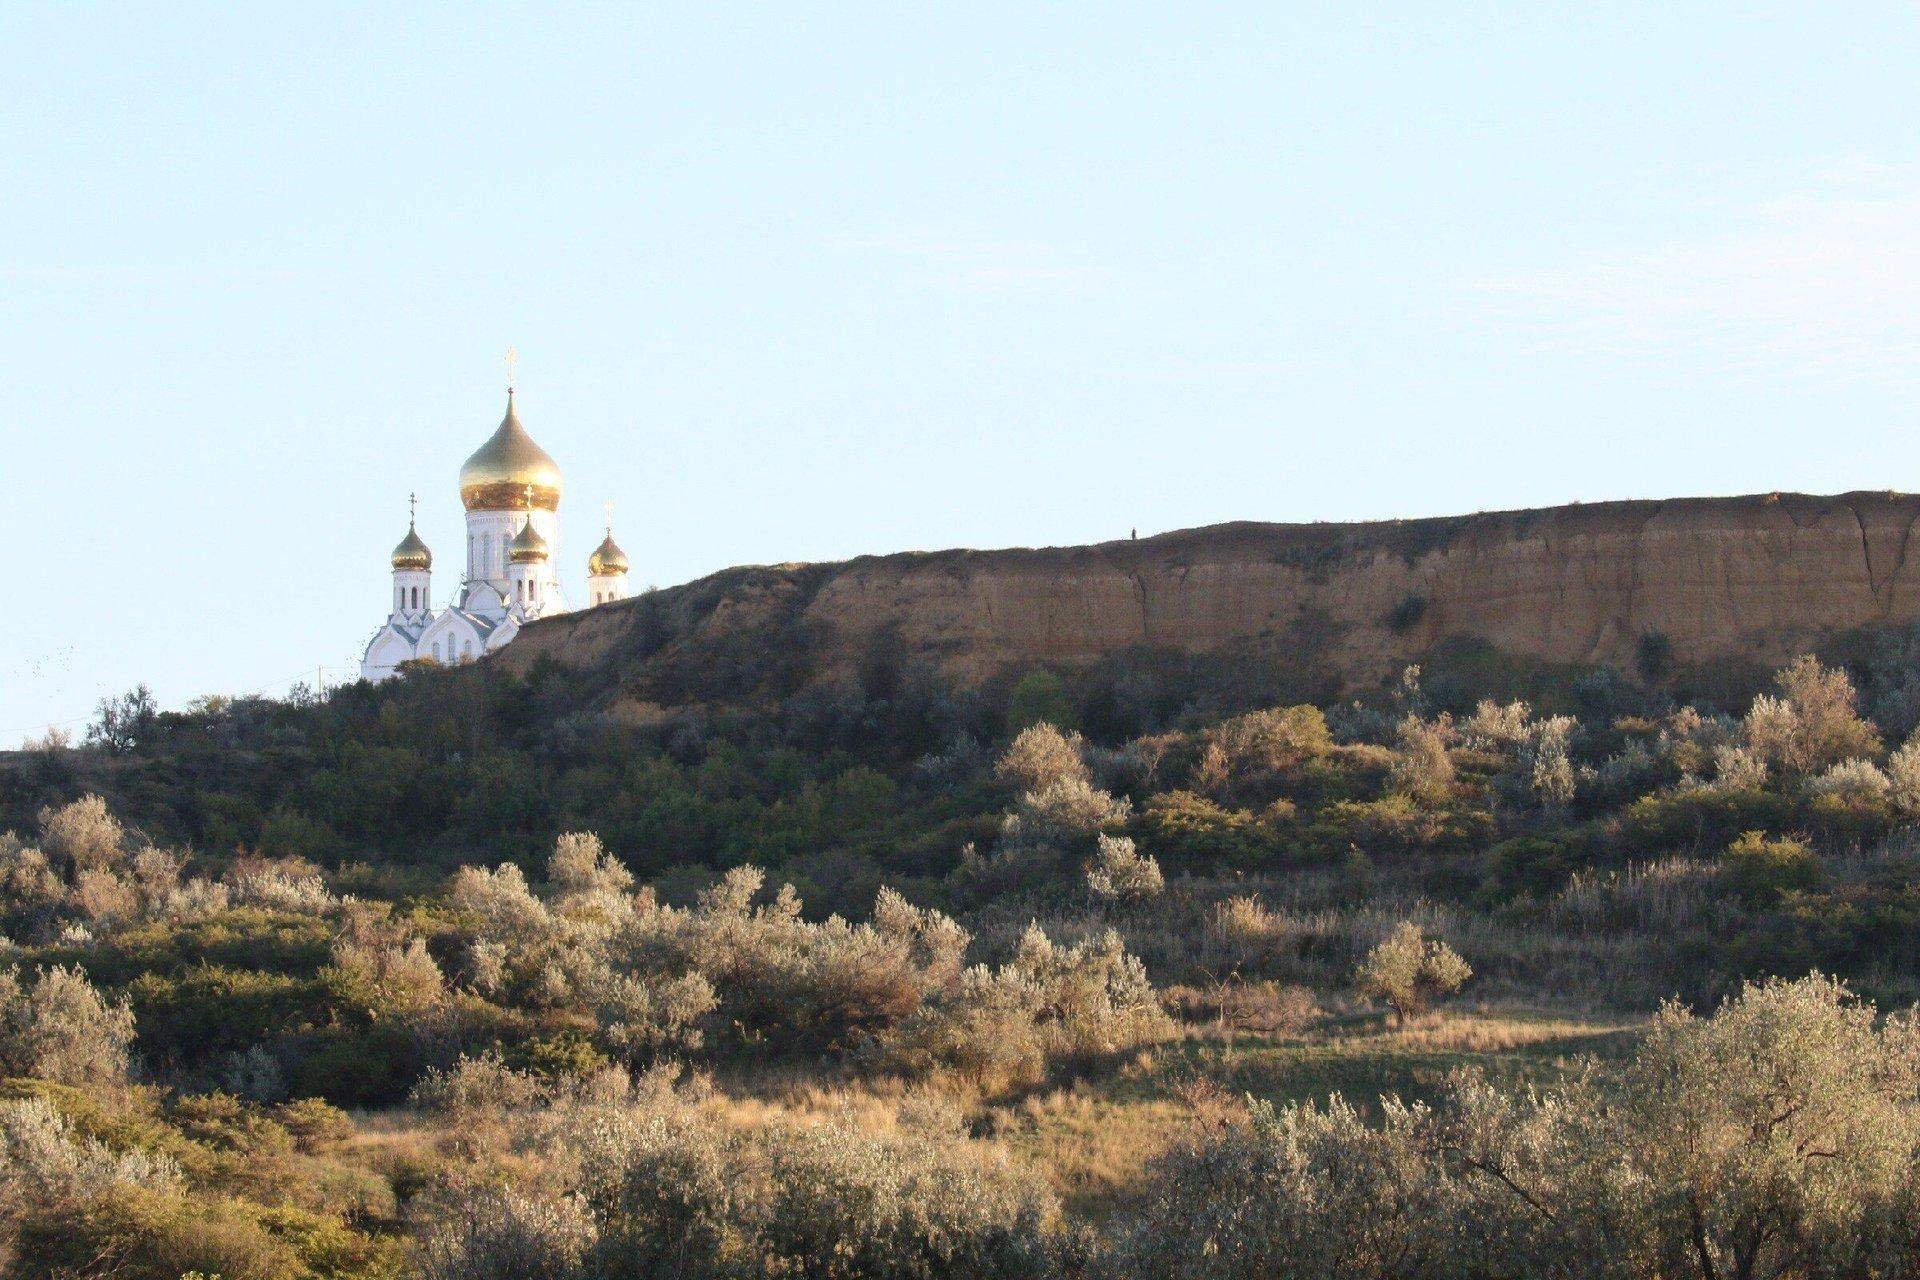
<box><xmin>507</xmin><ymin>516</ymin><xmax>550</xmax><ymax>563</ymax></box>
<box><xmin>459</xmin><ymin>390</ymin><xmax>563</xmax><ymax>512</ymax></box>
<box><xmin>588</xmin><ymin>532</ymin><xmax>629</xmax><ymax>576</ymax></box>
<box><xmin>390</xmin><ymin>524</ymin><xmax>432</xmax><ymax>571</ymax></box>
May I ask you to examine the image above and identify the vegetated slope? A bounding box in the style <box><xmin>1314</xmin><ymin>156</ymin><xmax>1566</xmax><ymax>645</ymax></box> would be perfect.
<box><xmin>499</xmin><ymin>490</ymin><xmax>1920</xmax><ymax>712</ymax></box>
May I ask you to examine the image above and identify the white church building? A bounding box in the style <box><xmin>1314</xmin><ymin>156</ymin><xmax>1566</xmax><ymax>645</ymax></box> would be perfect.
<box><xmin>361</xmin><ymin>387</ymin><xmax>629</xmax><ymax>681</ymax></box>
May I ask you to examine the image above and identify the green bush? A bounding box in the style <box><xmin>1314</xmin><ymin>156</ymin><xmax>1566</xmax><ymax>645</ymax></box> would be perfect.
<box><xmin>1136</xmin><ymin>791</ymin><xmax>1279</xmax><ymax>867</ymax></box>
<box><xmin>1005</xmin><ymin>670</ymin><xmax>1076</xmax><ymax>734</ymax></box>
<box><xmin>1481</xmin><ymin>836</ymin><xmax>1576</xmax><ymax>901</ymax></box>
<box><xmin>1720</xmin><ymin>830</ymin><xmax>1823</xmax><ymax>905</ymax></box>
<box><xmin>14</xmin><ymin>1185</ymin><xmax>303</xmax><ymax>1280</ymax></box>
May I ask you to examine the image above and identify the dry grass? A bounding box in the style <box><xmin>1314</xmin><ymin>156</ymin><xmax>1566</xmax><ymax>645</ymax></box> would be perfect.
<box><xmin>996</xmin><ymin>1082</ymin><xmax>1190</xmax><ymax>1220</ymax></box>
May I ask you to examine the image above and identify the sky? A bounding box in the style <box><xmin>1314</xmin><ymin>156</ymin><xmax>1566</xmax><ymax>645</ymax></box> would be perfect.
<box><xmin>5</xmin><ymin>3</ymin><xmax>1920</xmax><ymax>744</ymax></box>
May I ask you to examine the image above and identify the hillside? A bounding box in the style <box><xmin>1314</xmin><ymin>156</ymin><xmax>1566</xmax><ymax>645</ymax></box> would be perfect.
<box><xmin>500</xmin><ymin>490</ymin><xmax>1920</xmax><ymax>708</ymax></box>
<box><xmin>10</xmin><ymin>497</ymin><xmax>1920</xmax><ymax>1278</ymax></box>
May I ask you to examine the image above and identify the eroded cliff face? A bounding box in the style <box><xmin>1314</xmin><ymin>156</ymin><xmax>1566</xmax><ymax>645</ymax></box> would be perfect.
<box><xmin>498</xmin><ymin>492</ymin><xmax>1920</xmax><ymax>704</ymax></box>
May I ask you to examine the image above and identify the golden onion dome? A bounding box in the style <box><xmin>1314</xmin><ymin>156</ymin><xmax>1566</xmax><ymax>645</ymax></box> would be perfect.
<box><xmin>459</xmin><ymin>390</ymin><xmax>563</xmax><ymax>512</ymax></box>
<box><xmin>588</xmin><ymin>532</ymin><xmax>629</xmax><ymax>576</ymax></box>
<box><xmin>390</xmin><ymin>524</ymin><xmax>432</xmax><ymax>571</ymax></box>
<box><xmin>507</xmin><ymin>516</ymin><xmax>550</xmax><ymax>563</ymax></box>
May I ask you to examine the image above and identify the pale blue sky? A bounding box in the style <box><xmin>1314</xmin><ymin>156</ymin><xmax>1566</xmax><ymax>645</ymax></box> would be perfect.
<box><xmin>7</xmin><ymin>3</ymin><xmax>1920</xmax><ymax>742</ymax></box>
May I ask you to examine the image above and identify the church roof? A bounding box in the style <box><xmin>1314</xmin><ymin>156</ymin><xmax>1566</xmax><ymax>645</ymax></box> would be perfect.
<box><xmin>390</xmin><ymin>524</ymin><xmax>432</xmax><ymax>571</ymax></box>
<box><xmin>459</xmin><ymin>389</ymin><xmax>563</xmax><ymax>512</ymax></box>
<box><xmin>588</xmin><ymin>532</ymin><xmax>629</xmax><ymax>576</ymax></box>
<box><xmin>507</xmin><ymin>515</ymin><xmax>551</xmax><ymax>563</ymax></box>
<box><xmin>432</xmin><ymin>607</ymin><xmax>500</xmax><ymax>639</ymax></box>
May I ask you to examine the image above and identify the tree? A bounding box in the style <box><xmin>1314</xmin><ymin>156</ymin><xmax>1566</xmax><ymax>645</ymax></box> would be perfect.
<box><xmin>86</xmin><ymin>684</ymin><xmax>157</xmax><ymax>755</ymax></box>
<box><xmin>1613</xmin><ymin>974</ymin><xmax>1920</xmax><ymax>1280</ymax></box>
<box><xmin>1355</xmin><ymin>923</ymin><xmax>1471</xmax><ymax>1021</ymax></box>
<box><xmin>1116</xmin><ymin>975</ymin><xmax>1920</xmax><ymax>1280</ymax></box>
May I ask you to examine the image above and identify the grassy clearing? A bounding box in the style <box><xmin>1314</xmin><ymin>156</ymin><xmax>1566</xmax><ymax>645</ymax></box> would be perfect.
<box><xmin>992</xmin><ymin>1004</ymin><xmax>1643</xmax><ymax>1218</ymax></box>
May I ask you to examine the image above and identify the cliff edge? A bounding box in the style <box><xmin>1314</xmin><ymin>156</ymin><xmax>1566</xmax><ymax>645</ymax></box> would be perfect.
<box><xmin>496</xmin><ymin>491</ymin><xmax>1920</xmax><ymax>706</ymax></box>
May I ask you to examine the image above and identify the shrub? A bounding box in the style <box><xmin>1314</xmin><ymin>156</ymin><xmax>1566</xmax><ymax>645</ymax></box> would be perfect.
<box><xmin>1807</xmin><ymin>757</ymin><xmax>1891</xmax><ymax>800</ymax></box>
<box><xmin>36</xmin><ymin>795</ymin><xmax>128</xmax><ymax>876</ymax></box>
<box><xmin>1136</xmin><ymin>791</ymin><xmax>1276</xmax><ymax>867</ymax></box>
<box><xmin>1005</xmin><ymin>670</ymin><xmax>1075</xmax><ymax>733</ymax></box>
<box><xmin>322</xmin><ymin>935</ymin><xmax>447</xmax><ymax>1019</ymax></box>
<box><xmin>1207</xmin><ymin>895</ymin><xmax>1295</xmax><ymax>970</ymax></box>
<box><xmin>1118</xmin><ymin>975</ymin><xmax>1920</xmax><ymax>1280</ymax></box>
<box><xmin>1614</xmin><ymin>974</ymin><xmax>1920</xmax><ymax>1279</ymax></box>
<box><xmin>1388</xmin><ymin>716</ymin><xmax>1455</xmax><ymax>803</ymax></box>
<box><xmin>0</xmin><ymin>965</ymin><xmax>137</xmax><ymax>1086</ymax></box>
<box><xmin>1084</xmin><ymin>834</ymin><xmax>1164</xmax><ymax>904</ymax></box>
<box><xmin>1710</xmin><ymin>743</ymin><xmax>1769</xmax><ymax>791</ymax></box>
<box><xmin>1115</xmin><ymin>1094</ymin><xmax>1451</xmax><ymax>1280</ymax></box>
<box><xmin>14</xmin><ymin>1184</ymin><xmax>305</xmax><ymax>1280</ymax></box>
<box><xmin>1385</xmin><ymin>594</ymin><xmax>1428</xmax><ymax>634</ymax></box>
<box><xmin>597</xmin><ymin>873</ymin><xmax>969</xmax><ymax>1057</ymax></box>
<box><xmin>580</xmin><ymin>1108</ymin><xmax>1061</xmax><ymax>1280</ymax></box>
<box><xmin>1458</xmin><ymin>699</ymin><xmax>1534</xmax><ymax>750</ymax></box>
<box><xmin>408</xmin><ymin>1051</ymin><xmax>548</xmax><ymax>1120</ymax></box>
<box><xmin>880</xmin><ymin>925</ymin><xmax>1170</xmax><ymax>1087</ymax></box>
<box><xmin>1740</xmin><ymin>656</ymin><xmax>1882</xmax><ymax>775</ymax></box>
<box><xmin>547</xmin><ymin>830</ymin><xmax>635</xmax><ymax>912</ymax></box>
<box><xmin>415</xmin><ymin>1185</ymin><xmax>597</xmax><ymax>1280</ymax></box>
<box><xmin>1636</xmin><ymin>629</ymin><xmax>1673</xmax><ymax>681</ymax></box>
<box><xmin>224</xmin><ymin>861</ymin><xmax>337</xmax><ymax>914</ymax></box>
<box><xmin>994</xmin><ymin>722</ymin><xmax>1090</xmax><ymax>794</ymax></box>
<box><xmin>583</xmin><ymin>968</ymin><xmax>717</xmax><ymax>1063</ymax></box>
<box><xmin>1720</xmin><ymin>830</ymin><xmax>1822</xmax><ymax>904</ymax></box>
<box><xmin>1353</xmin><ymin>923</ymin><xmax>1470</xmax><ymax>1021</ymax></box>
<box><xmin>0</xmin><ymin>1095</ymin><xmax>180</xmax><ymax>1218</ymax></box>
<box><xmin>755</xmin><ymin>1123</ymin><xmax>1060</xmax><ymax>1280</ymax></box>
<box><xmin>999</xmin><ymin>777</ymin><xmax>1129</xmax><ymax>852</ymax></box>
<box><xmin>1207</xmin><ymin>705</ymin><xmax>1332</xmax><ymax>776</ymax></box>
<box><xmin>578</xmin><ymin>1108</ymin><xmax>748</xmax><ymax>1276</ymax></box>
<box><xmin>1482</xmin><ymin>836</ymin><xmax>1576</xmax><ymax>901</ymax></box>
<box><xmin>1887</xmin><ymin>729</ymin><xmax>1920</xmax><ymax>815</ymax></box>
<box><xmin>1524</xmin><ymin>716</ymin><xmax>1576</xmax><ymax>808</ymax></box>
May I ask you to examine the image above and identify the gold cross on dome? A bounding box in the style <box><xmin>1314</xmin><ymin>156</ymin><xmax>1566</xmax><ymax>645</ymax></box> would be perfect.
<box><xmin>408</xmin><ymin>491</ymin><xmax>418</xmax><ymax>526</ymax></box>
<box><xmin>604</xmin><ymin>500</ymin><xmax>614</xmax><ymax>535</ymax></box>
<box><xmin>504</xmin><ymin>346</ymin><xmax>519</xmax><ymax>393</ymax></box>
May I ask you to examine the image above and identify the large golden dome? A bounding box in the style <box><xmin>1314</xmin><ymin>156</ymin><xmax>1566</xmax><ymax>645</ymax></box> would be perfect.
<box><xmin>459</xmin><ymin>390</ymin><xmax>562</xmax><ymax>511</ymax></box>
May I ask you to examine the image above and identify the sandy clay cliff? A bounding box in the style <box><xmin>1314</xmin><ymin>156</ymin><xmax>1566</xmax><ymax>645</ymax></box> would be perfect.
<box><xmin>497</xmin><ymin>491</ymin><xmax>1920</xmax><ymax>706</ymax></box>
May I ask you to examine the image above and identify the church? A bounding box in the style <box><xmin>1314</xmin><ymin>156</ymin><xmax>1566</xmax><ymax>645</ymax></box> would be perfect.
<box><xmin>360</xmin><ymin>387</ymin><xmax>629</xmax><ymax>681</ymax></box>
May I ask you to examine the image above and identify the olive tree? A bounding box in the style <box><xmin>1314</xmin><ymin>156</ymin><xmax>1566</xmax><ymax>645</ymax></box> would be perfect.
<box><xmin>1354</xmin><ymin>923</ymin><xmax>1471</xmax><ymax>1022</ymax></box>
